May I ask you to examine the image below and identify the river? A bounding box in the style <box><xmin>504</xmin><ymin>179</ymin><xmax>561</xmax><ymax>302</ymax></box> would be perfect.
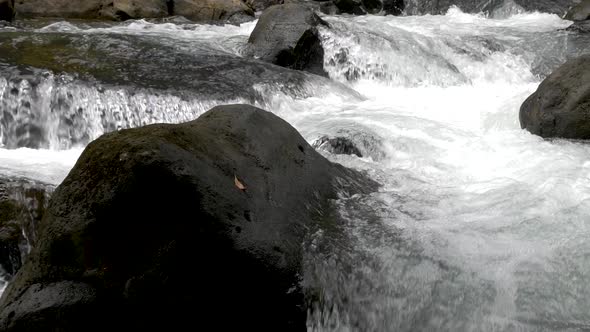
<box><xmin>1</xmin><ymin>7</ymin><xmax>590</xmax><ymax>331</ymax></box>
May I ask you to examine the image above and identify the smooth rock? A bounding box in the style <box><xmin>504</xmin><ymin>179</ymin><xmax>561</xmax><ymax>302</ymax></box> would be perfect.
<box><xmin>520</xmin><ymin>55</ymin><xmax>590</xmax><ymax>138</ymax></box>
<box><xmin>247</xmin><ymin>3</ymin><xmax>327</xmax><ymax>76</ymax></box>
<box><xmin>0</xmin><ymin>104</ymin><xmax>377</xmax><ymax>331</ymax></box>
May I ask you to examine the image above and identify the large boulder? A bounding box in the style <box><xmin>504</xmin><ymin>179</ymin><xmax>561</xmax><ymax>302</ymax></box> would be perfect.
<box><xmin>0</xmin><ymin>105</ymin><xmax>377</xmax><ymax>331</ymax></box>
<box><xmin>0</xmin><ymin>0</ymin><xmax>14</xmax><ymax>21</ymax></box>
<box><xmin>113</xmin><ymin>0</ymin><xmax>170</xmax><ymax>19</ymax></box>
<box><xmin>565</xmin><ymin>0</ymin><xmax>590</xmax><ymax>21</ymax></box>
<box><xmin>13</xmin><ymin>0</ymin><xmax>116</xmax><ymax>19</ymax></box>
<box><xmin>520</xmin><ymin>55</ymin><xmax>590</xmax><ymax>138</ymax></box>
<box><xmin>172</xmin><ymin>0</ymin><xmax>254</xmax><ymax>23</ymax></box>
<box><xmin>247</xmin><ymin>3</ymin><xmax>327</xmax><ymax>76</ymax></box>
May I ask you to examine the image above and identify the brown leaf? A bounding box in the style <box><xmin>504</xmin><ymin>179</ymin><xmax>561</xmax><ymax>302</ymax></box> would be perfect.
<box><xmin>234</xmin><ymin>175</ymin><xmax>246</xmax><ymax>191</ymax></box>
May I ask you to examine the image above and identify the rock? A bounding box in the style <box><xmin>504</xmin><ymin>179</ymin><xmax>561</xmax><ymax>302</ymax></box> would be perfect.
<box><xmin>13</xmin><ymin>0</ymin><xmax>116</xmax><ymax>19</ymax></box>
<box><xmin>333</xmin><ymin>0</ymin><xmax>365</xmax><ymax>14</ymax></box>
<box><xmin>247</xmin><ymin>3</ymin><xmax>328</xmax><ymax>76</ymax></box>
<box><xmin>565</xmin><ymin>0</ymin><xmax>590</xmax><ymax>21</ymax></box>
<box><xmin>245</xmin><ymin>0</ymin><xmax>283</xmax><ymax>11</ymax></box>
<box><xmin>514</xmin><ymin>0</ymin><xmax>578</xmax><ymax>16</ymax></box>
<box><xmin>0</xmin><ymin>0</ymin><xmax>14</xmax><ymax>21</ymax></box>
<box><xmin>0</xmin><ymin>177</ymin><xmax>52</xmax><ymax>281</ymax></box>
<box><xmin>172</xmin><ymin>0</ymin><xmax>254</xmax><ymax>23</ymax></box>
<box><xmin>319</xmin><ymin>1</ymin><xmax>339</xmax><ymax>14</ymax></box>
<box><xmin>312</xmin><ymin>130</ymin><xmax>385</xmax><ymax>160</ymax></box>
<box><xmin>519</xmin><ymin>55</ymin><xmax>590</xmax><ymax>138</ymax></box>
<box><xmin>313</xmin><ymin>136</ymin><xmax>363</xmax><ymax>157</ymax></box>
<box><xmin>335</xmin><ymin>0</ymin><xmax>403</xmax><ymax>15</ymax></box>
<box><xmin>381</xmin><ymin>0</ymin><xmax>404</xmax><ymax>15</ymax></box>
<box><xmin>0</xmin><ymin>105</ymin><xmax>378</xmax><ymax>331</ymax></box>
<box><xmin>113</xmin><ymin>0</ymin><xmax>170</xmax><ymax>20</ymax></box>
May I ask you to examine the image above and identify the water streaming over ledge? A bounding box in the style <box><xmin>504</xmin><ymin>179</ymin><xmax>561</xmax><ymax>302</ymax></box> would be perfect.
<box><xmin>1</xmin><ymin>7</ymin><xmax>590</xmax><ymax>331</ymax></box>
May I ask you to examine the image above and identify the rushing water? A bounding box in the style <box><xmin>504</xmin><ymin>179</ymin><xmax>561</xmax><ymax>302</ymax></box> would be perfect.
<box><xmin>1</xmin><ymin>6</ymin><xmax>590</xmax><ymax>331</ymax></box>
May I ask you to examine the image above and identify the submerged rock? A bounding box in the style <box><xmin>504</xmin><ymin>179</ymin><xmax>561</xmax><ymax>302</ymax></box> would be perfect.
<box><xmin>567</xmin><ymin>20</ymin><xmax>590</xmax><ymax>32</ymax></box>
<box><xmin>0</xmin><ymin>104</ymin><xmax>377</xmax><ymax>331</ymax></box>
<box><xmin>312</xmin><ymin>130</ymin><xmax>385</xmax><ymax>160</ymax></box>
<box><xmin>565</xmin><ymin>0</ymin><xmax>590</xmax><ymax>21</ymax></box>
<box><xmin>520</xmin><ymin>55</ymin><xmax>590</xmax><ymax>139</ymax></box>
<box><xmin>113</xmin><ymin>0</ymin><xmax>170</xmax><ymax>20</ymax></box>
<box><xmin>173</xmin><ymin>0</ymin><xmax>254</xmax><ymax>23</ymax></box>
<box><xmin>0</xmin><ymin>0</ymin><xmax>14</xmax><ymax>21</ymax></box>
<box><xmin>247</xmin><ymin>3</ymin><xmax>328</xmax><ymax>76</ymax></box>
<box><xmin>313</xmin><ymin>136</ymin><xmax>364</xmax><ymax>157</ymax></box>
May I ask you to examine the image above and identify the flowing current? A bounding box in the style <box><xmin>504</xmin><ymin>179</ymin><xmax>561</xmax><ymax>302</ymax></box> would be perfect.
<box><xmin>2</xmin><ymin>7</ymin><xmax>590</xmax><ymax>331</ymax></box>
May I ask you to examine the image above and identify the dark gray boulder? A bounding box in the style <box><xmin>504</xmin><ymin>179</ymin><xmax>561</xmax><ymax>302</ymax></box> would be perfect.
<box><xmin>113</xmin><ymin>0</ymin><xmax>170</xmax><ymax>20</ymax></box>
<box><xmin>565</xmin><ymin>0</ymin><xmax>590</xmax><ymax>21</ymax></box>
<box><xmin>247</xmin><ymin>3</ymin><xmax>327</xmax><ymax>76</ymax></box>
<box><xmin>0</xmin><ymin>104</ymin><xmax>377</xmax><ymax>331</ymax></box>
<box><xmin>520</xmin><ymin>55</ymin><xmax>590</xmax><ymax>138</ymax></box>
<box><xmin>173</xmin><ymin>0</ymin><xmax>255</xmax><ymax>23</ymax></box>
<box><xmin>0</xmin><ymin>0</ymin><xmax>14</xmax><ymax>21</ymax></box>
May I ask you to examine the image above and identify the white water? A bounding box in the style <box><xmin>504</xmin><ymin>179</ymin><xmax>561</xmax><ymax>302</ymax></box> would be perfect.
<box><xmin>1</xmin><ymin>7</ymin><xmax>590</xmax><ymax>331</ymax></box>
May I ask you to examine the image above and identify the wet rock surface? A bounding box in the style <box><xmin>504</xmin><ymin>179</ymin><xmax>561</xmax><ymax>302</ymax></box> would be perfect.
<box><xmin>0</xmin><ymin>104</ymin><xmax>378</xmax><ymax>332</ymax></box>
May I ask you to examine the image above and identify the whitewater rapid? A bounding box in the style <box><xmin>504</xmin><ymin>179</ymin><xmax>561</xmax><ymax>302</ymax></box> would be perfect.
<box><xmin>1</xmin><ymin>7</ymin><xmax>590</xmax><ymax>331</ymax></box>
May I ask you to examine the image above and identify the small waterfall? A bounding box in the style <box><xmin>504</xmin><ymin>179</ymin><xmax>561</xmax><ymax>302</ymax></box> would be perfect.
<box><xmin>0</xmin><ymin>177</ymin><xmax>53</xmax><ymax>286</ymax></box>
<box><xmin>0</xmin><ymin>72</ymin><xmax>239</xmax><ymax>150</ymax></box>
<box><xmin>319</xmin><ymin>8</ymin><xmax>579</xmax><ymax>88</ymax></box>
